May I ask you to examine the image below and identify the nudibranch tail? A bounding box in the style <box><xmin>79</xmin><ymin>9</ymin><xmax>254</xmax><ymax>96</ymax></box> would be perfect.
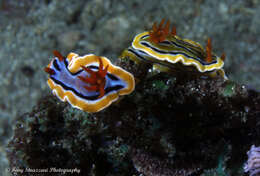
<box><xmin>45</xmin><ymin>51</ymin><xmax>135</xmax><ymax>113</ymax></box>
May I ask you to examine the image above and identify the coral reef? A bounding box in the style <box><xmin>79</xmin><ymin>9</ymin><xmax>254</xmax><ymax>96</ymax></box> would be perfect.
<box><xmin>7</xmin><ymin>95</ymin><xmax>135</xmax><ymax>176</ymax></box>
<box><xmin>7</xmin><ymin>55</ymin><xmax>260</xmax><ymax>175</ymax></box>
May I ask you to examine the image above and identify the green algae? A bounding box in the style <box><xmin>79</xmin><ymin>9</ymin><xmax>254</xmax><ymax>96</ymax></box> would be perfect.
<box><xmin>152</xmin><ymin>80</ymin><xmax>169</xmax><ymax>90</ymax></box>
<box><xmin>222</xmin><ymin>81</ymin><xmax>236</xmax><ymax>97</ymax></box>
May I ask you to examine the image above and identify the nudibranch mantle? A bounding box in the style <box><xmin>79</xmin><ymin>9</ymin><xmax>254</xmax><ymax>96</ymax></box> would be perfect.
<box><xmin>45</xmin><ymin>52</ymin><xmax>135</xmax><ymax>113</ymax></box>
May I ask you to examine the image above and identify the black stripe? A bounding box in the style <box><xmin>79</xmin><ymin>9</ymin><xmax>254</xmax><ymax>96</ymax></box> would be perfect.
<box><xmin>50</xmin><ymin>76</ymin><xmax>124</xmax><ymax>101</ymax></box>
<box><xmin>169</xmin><ymin>40</ymin><xmax>204</xmax><ymax>58</ymax></box>
<box><xmin>140</xmin><ymin>34</ymin><xmax>149</xmax><ymax>39</ymax></box>
<box><xmin>64</xmin><ymin>58</ymin><xmax>69</xmax><ymax>67</ymax></box>
<box><xmin>53</xmin><ymin>60</ymin><xmax>61</xmax><ymax>71</ymax></box>
<box><xmin>140</xmin><ymin>42</ymin><xmax>217</xmax><ymax>65</ymax></box>
<box><xmin>152</xmin><ymin>40</ymin><xmax>204</xmax><ymax>58</ymax></box>
<box><xmin>128</xmin><ymin>48</ymin><xmax>149</xmax><ymax>62</ymax></box>
<box><xmin>128</xmin><ymin>48</ymin><xmax>175</xmax><ymax>69</ymax></box>
<box><xmin>159</xmin><ymin>41</ymin><xmax>171</xmax><ymax>45</ymax></box>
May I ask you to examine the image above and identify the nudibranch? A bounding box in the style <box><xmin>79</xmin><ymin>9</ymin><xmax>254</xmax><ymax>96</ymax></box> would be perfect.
<box><xmin>121</xmin><ymin>19</ymin><xmax>227</xmax><ymax>79</ymax></box>
<box><xmin>45</xmin><ymin>51</ymin><xmax>135</xmax><ymax>113</ymax></box>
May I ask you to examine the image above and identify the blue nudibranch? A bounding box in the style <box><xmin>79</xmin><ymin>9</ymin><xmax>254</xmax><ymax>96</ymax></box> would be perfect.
<box><xmin>121</xmin><ymin>19</ymin><xmax>227</xmax><ymax>79</ymax></box>
<box><xmin>45</xmin><ymin>51</ymin><xmax>135</xmax><ymax>113</ymax></box>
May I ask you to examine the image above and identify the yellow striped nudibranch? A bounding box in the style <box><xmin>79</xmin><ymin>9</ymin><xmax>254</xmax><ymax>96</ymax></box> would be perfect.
<box><xmin>121</xmin><ymin>19</ymin><xmax>227</xmax><ymax>79</ymax></box>
<box><xmin>45</xmin><ymin>51</ymin><xmax>135</xmax><ymax>113</ymax></box>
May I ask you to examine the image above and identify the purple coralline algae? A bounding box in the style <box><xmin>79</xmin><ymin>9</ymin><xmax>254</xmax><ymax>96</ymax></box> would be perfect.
<box><xmin>244</xmin><ymin>145</ymin><xmax>260</xmax><ymax>176</ymax></box>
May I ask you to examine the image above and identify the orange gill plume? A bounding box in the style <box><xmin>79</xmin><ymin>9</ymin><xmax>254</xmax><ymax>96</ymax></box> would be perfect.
<box><xmin>78</xmin><ymin>57</ymin><xmax>109</xmax><ymax>98</ymax></box>
<box><xmin>149</xmin><ymin>18</ymin><xmax>176</xmax><ymax>43</ymax></box>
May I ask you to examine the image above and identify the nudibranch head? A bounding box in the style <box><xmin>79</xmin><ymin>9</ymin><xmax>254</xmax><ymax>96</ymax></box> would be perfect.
<box><xmin>45</xmin><ymin>51</ymin><xmax>135</xmax><ymax>113</ymax></box>
<box><xmin>121</xmin><ymin>19</ymin><xmax>227</xmax><ymax>79</ymax></box>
